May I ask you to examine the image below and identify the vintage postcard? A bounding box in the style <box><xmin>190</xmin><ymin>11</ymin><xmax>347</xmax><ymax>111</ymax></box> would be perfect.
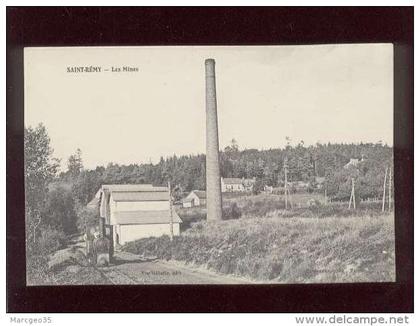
<box><xmin>24</xmin><ymin>45</ymin><xmax>394</xmax><ymax>285</ymax></box>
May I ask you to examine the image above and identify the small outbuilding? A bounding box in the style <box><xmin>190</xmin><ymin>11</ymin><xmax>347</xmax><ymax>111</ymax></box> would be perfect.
<box><xmin>182</xmin><ymin>190</ymin><xmax>206</xmax><ymax>208</ymax></box>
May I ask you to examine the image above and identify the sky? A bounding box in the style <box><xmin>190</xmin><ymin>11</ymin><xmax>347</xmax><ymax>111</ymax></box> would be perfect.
<box><xmin>24</xmin><ymin>44</ymin><xmax>393</xmax><ymax>170</ymax></box>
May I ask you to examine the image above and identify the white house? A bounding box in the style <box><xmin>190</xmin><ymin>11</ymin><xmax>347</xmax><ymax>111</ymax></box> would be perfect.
<box><xmin>94</xmin><ymin>184</ymin><xmax>182</xmax><ymax>245</ymax></box>
<box><xmin>182</xmin><ymin>190</ymin><xmax>206</xmax><ymax>208</ymax></box>
<box><xmin>221</xmin><ymin>177</ymin><xmax>255</xmax><ymax>193</ymax></box>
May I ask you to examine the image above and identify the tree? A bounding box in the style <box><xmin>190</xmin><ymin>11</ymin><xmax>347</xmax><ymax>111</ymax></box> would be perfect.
<box><xmin>325</xmin><ymin>166</ymin><xmax>360</xmax><ymax>201</ymax></box>
<box><xmin>224</xmin><ymin>138</ymin><xmax>240</xmax><ymax>161</ymax></box>
<box><xmin>56</xmin><ymin>140</ymin><xmax>392</xmax><ymax>203</ymax></box>
<box><xmin>67</xmin><ymin>148</ymin><xmax>83</xmax><ymax>179</ymax></box>
<box><xmin>224</xmin><ymin>138</ymin><xmax>239</xmax><ymax>154</ymax></box>
<box><xmin>75</xmin><ymin>202</ymin><xmax>98</xmax><ymax>233</ymax></box>
<box><xmin>24</xmin><ymin>124</ymin><xmax>59</xmax><ymax>242</ymax></box>
<box><xmin>72</xmin><ymin>169</ymin><xmax>104</xmax><ymax>205</ymax></box>
<box><xmin>170</xmin><ymin>184</ymin><xmax>184</xmax><ymax>202</ymax></box>
<box><xmin>42</xmin><ymin>187</ymin><xmax>78</xmax><ymax>235</ymax></box>
<box><xmin>252</xmin><ymin>178</ymin><xmax>265</xmax><ymax>195</ymax></box>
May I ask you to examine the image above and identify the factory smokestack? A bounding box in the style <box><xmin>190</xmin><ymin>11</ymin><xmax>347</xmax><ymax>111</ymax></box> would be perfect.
<box><xmin>205</xmin><ymin>58</ymin><xmax>223</xmax><ymax>221</ymax></box>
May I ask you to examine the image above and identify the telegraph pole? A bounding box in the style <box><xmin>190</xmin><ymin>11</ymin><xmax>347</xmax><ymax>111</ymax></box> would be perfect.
<box><xmin>382</xmin><ymin>167</ymin><xmax>388</xmax><ymax>212</ymax></box>
<box><xmin>284</xmin><ymin>157</ymin><xmax>289</xmax><ymax>209</ymax></box>
<box><xmin>348</xmin><ymin>178</ymin><xmax>356</xmax><ymax>210</ymax></box>
<box><xmin>388</xmin><ymin>166</ymin><xmax>392</xmax><ymax>212</ymax></box>
<box><xmin>168</xmin><ymin>181</ymin><xmax>174</xmax><ymax>241</ymax></box>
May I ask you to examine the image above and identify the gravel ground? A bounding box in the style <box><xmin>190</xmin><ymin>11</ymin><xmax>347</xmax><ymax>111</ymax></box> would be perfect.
<box><xmin>99</xmin><ymin>251</ymin><xmax>253</xmax><ymax>284</ymax></box>
<box><xmin>51</xmin><ymin>243</ymin><xmax>253</xmax><ymax>285</ymax></box>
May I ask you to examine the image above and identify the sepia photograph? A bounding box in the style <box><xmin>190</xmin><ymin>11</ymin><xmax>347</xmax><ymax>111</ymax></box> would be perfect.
<box><xmin>23</xmin><ymin>44</ymin><xmax>396</xmax><ymax>286</ymax></box>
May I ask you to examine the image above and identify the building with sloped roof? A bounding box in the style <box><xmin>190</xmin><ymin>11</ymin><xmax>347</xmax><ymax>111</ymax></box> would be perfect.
<box><xmin>93</xmin><ymin>184</ymin><xmax>182</xmax><ymax>245</ymax></box>
<box><xmin>182</xmin><ymin>190</ymin><xmax>206</xmax><ymax>208</ymax></box>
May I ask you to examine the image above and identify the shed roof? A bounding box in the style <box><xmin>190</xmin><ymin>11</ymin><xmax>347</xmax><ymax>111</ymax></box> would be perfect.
<box><xmin>113</xmin><ymin>209</ymin><xmax>182</xmax><ymax>225</ymax></box>
<box><xmin>192</xmin><ymin>190</ymin><xmax>206</xmax><ymax>199</ymax></box>
<box><xmin>92</xmin><ymin>184</ymin><xmax>169</xmax><ymax>203</ymax></box>
<box><xmin>182</xmin><ymin>197</ymin><xmax>194</xmax><ymax>203</ymax></box>
<box><xmin>101</xmin><ymin>184</ymin><xmax>168</xmax><ymax>192</ymax></box>
<box><xmin>111</xmin><ymin>191</ymin><xmax>169</xmax><ymax>202</ymax></box>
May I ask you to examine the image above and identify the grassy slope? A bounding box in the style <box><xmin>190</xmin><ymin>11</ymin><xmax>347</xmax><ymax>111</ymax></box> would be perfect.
<box><xmin>176</xmin><ymin>193</ymin><xmax>326</xmax><ymax>228</ymax></box>
<box><xmin>123</xmin><ymin>214</ymin><xmax>395</xmax><ymax>283</ymax></box>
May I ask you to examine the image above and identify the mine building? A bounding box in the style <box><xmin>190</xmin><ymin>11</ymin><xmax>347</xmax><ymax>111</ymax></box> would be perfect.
<box><xmin>91</xmin><ymin>184</ymin><xmax>182</xmax><ymax>246</ymax></box>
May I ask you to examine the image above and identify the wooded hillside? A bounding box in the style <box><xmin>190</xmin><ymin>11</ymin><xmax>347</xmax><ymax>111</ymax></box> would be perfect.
<box><xmin>66</xmin><ymin>139</ymin><xmax>393</xmax><ymax>205</ymax></box>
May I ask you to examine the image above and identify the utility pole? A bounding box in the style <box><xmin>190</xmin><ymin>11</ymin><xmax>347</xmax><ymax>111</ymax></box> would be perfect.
<box><xmin>382</xmin><ymin>167</ymin><xmax>388</xmax><ymax>212</ymax></box>
<box><xmin>348</xmin><ymin>178</ymin><xmax>356</xmax><ymax>210</ymax></box>
<box><xmin>284</xmin><ymin>157</ymin><xmax>289</xmax><ymax>209</ymax></box>
<box><xmin>168</xmin><ymin>181</ymin><xmax>174</xmax><ymax>241</ymax></box>
<box><xmin>388</xmin><ymin>166</ymin><xmax>392</xmax><ymax>212</ymax></box>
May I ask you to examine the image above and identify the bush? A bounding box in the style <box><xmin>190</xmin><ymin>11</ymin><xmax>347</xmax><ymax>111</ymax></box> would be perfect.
<box><xmin>238</xmin><ymin>195</ymin><xmax>285</xmax><ymax>218</ymax></box>
<box><xmin>26</xmin><ymin>252</ymin><xmax>53</xmax><ymax>285</ymax></box>
<box><xmin>26</xmin><ymin>226</ymin><xmax>67</xmax><ymax>285</ymax></box>
<box><xmin>177</xmin><ymin>207</ymin><xmax>207</xmax><ymax>231</ymax></box>
<box><xmin>222</xmin><ymin>202</ymin><xmax>241</xmax><ymax>220</ymax></box>
<box><xmin>38</xmin><ymin>226</ymin><xmax>67</xmax><ymax>255</ymax></box>
<box><xmin>42</xmin><ymin>187</ymin><xmax>78</xmax><ymax>235</ymax></box>
<box><xmin>308</xmin><ymin>199</ymin><xmax>321</xmax><ymax>207</ymax></box>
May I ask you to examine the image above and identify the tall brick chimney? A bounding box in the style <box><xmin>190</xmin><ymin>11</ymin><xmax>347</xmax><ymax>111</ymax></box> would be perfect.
<box><xmin>205</xmin><ymin>58</ymin><xmax>223</xmax><ymax>221</ymax></box>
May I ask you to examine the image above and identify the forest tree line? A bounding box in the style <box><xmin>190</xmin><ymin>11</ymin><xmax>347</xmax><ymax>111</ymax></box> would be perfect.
<box><xmin>66</xmin><ymin>135</ymin><xmax>393</xmax><ymax>206</ymax></box>
<box><xmin>25</xmin><ymin>123</ymin><xmax>393</xmax><ymax>252</ymax></box>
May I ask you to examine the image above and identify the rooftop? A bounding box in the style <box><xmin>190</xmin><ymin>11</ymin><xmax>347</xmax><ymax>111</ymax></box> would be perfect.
<box><xmin>101</xmin><ymin>184</ymin><xmax>168</xmax><ymax>192</ymax></box>
<box><xmin>111</xmin><ymin>191</ymin><xmax>169</xmax><ymax>202</ymax></box>
<box><xmin>91</xmin><ymin>184</ymin><xmax>169</xmax><ymax>204</ymax></box>
<box><xmin>113</xmin><ymin>209</ymin><xmax>182</xmax><ymax>225</ymax></box>
<box><xmin>192</xmin><ymin>190</ymin><xmax>206</xmax><ymax>199</ymax></box>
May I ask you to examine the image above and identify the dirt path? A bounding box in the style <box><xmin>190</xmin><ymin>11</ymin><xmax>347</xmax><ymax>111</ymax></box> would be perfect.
<box><xmin>98</xmin><ymin>251</ymin><xmax>254</xmax><ymax>284</ymax></box>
